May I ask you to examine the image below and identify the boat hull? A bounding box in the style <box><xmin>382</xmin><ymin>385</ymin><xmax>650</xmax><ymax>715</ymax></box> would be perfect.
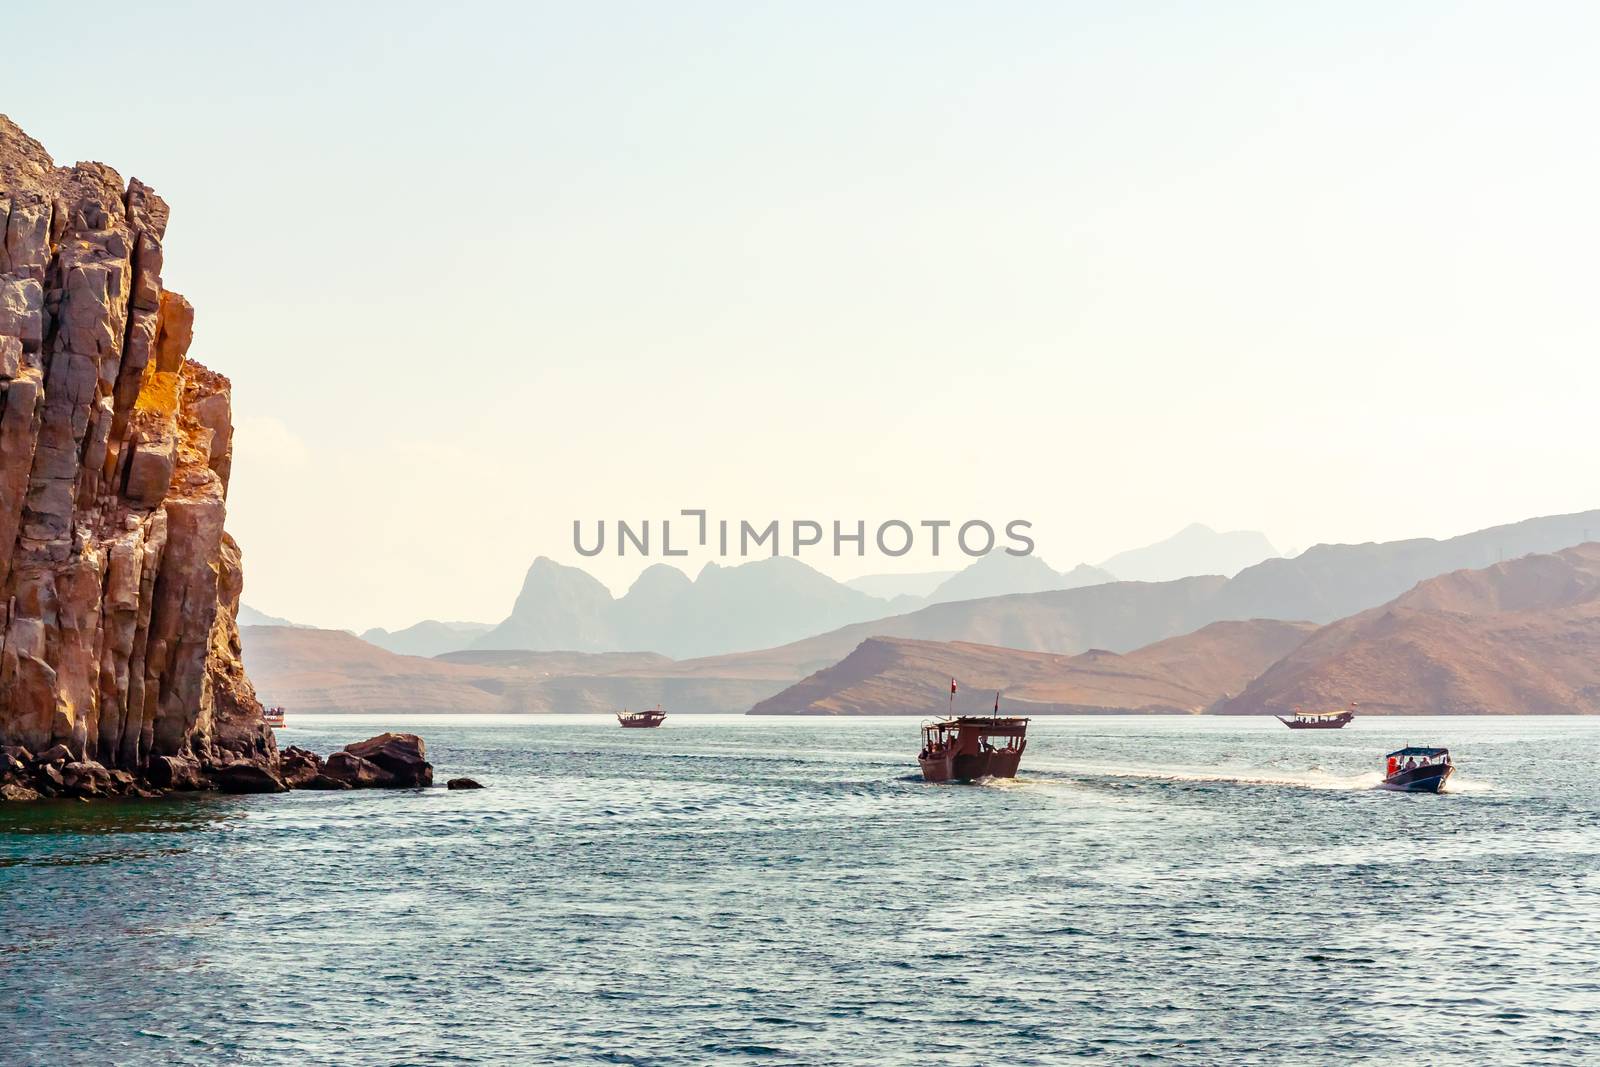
<box><xmin>918</xmin><ymin>748</ymin><xmax>1024</xmax><ymax>783</ymax></box>
<box><xmin>1382</xmin><ymin>763</ymin><xmax>1453</xmax><ymax>793</ymax></box>
<box><xmin>618</xmin><ymin>718</ymin><xmax>664</xmax><ymax>729</ymax></box>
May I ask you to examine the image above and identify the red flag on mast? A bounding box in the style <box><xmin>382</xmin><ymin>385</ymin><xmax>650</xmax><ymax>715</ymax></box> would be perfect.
<box><xmin>950</xmin><ymin>678</ymin><xmax>957</xmax><ymax>695</ymax></box>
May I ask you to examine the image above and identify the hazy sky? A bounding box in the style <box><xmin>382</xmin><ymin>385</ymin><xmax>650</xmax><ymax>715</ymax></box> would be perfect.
<box><xmin>9</xmin><ymin>1</ymin><xmax>1600</xmax><ymax>629</ymax></box>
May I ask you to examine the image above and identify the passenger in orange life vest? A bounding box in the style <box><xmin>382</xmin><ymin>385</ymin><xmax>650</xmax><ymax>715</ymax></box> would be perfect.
<box><xmin>1387</xmin><ymin>756</ymin><xmax>1398</xmax><ymax>777</ymax></box>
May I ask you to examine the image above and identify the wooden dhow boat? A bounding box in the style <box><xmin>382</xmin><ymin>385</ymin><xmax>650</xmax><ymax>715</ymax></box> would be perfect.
<box><xmin>617</xmin><ymin>705</ymin><xmax>667</xmax><ymax>729</ymax></box>
<box><xmin>1276</xmin><ymin>703</ymin><xmax>1357</xmax><ymax>729</ymax></box>
<box><xmin>918</xmin><ymin>684</ymin><xmax>1029</xmax><ymax>782</ymax></box>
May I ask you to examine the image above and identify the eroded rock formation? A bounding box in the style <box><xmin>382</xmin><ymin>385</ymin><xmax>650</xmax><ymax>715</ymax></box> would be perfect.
<box><xmin>0</xmin><ymin>114</ymin><xmax>275</xmax><ymax>783</ymax></box>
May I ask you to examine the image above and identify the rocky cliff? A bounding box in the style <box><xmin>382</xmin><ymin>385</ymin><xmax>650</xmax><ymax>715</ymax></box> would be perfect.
<box><xmin>0</xmin><ymin>116</ymin><xmax>274</xmax><ymax>781</ymax></box>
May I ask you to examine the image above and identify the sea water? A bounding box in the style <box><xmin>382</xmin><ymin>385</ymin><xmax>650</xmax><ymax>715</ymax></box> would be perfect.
<box><xmin>2</xmin><ymin>715</ymin><xmax>1597</xmax><ymax>1065</ymax></box>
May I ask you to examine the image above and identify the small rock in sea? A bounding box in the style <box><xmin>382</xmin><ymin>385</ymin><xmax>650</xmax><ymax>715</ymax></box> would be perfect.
<box><xmin>298</xmin><ymin>773</ymin><xmax>353</xmax><ymax>791</ymax></box>
<box><xmin>33</xmin><ymin>743</ymin><xmax>74</xmax><ymax>766</ymax></box>
<box><xmin>278</xmin><ymin>746</ymin><xmax>326</xmax><ymax>789</ymax></box>
<box><xmin>446</xmin><ymin>777</ymin><xmax>484</xmax><ymax>790</ymax></box>
<box><xmin>212</xmin><ymin>762</ymin><xmax>289</xmax><ymax>794</ymax></box>
<box><xmin>341</xmin><ymin>733</ymin><xmax>433</xmax><ymax>788</ymax></box>
<box><xmin>0</xmin><ymin>782</ymin><xmax>42</xmax><ymax>802</ymax></box>
<box><xmin>146</xmin><ymin>754</ymin><xmax>207</xmax><ymax>792</ymax></box>
<box><xmin>61</xmin><ymin>760</ymin><xmax>114</xmax><ymax>798</ymax></box>
<box><xmin>323</xmin><ymin>750</ymin><xmax>396</xmax><ymax>788</ymax></box>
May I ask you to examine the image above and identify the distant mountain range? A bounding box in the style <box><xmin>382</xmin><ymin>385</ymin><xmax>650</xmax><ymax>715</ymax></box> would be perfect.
<box><xmin>920</xmin><ymin>554</ymin><xmax>1113</xmax><ymax>605</ymax></box>
<box><xmin>1099</xmin><ymin>524</ymin><xmax>1278</xmax><ymax>582</ymax></box>
<box><xmin>240</xmin><ymin>509</ymin><xmax>1600</xmax><ymax>717</ymax></box>
<box><xmin>468</xmin><ymin>552</ymin><xmax>1121</xmax><ymax>659</ymax></box>
<box><xmin>243</xmin><ymin>626</ymin><xmax>785</xmax><ymax>715</ymax></box>
<box><xmin>746</xmin><ymin>519</ymin><xmax>1600</xmax><ymax>716</ymax></box>
<box><xmin>460</xmin><ymin>524</ymin><xmax>1273</xmax><ymax>659</ymax></box>
<box><xmin>1203</xmin><ymin>511</ymin><xmax>1600</xmax><ymax>624</ymax></box>
<box><xmin>359</xmin><ymin>620</ymin><xmax>492</xmax><ymax>658</ymax></box>
<box><xmin>253</xmin><ymin>522</ymin><xmax>1280</xmax><ymax>661</ymax></box>
<box><xmin>843</xmin><ymin>570</ymin><xmax>955</xmax><ymax>599</ymax></box>
<box><xmin>469</xmin><ymin>556</ymin><xmax>879</xmax><ymax>659</ymax></box>
<box><xmin>243</xmin><ymin>512</ymin><xmax>1600</xmax><ymax>717</ymax></box>
<box><xmin>237</xmin><ymin>604</ymin><xmax>310</xmax><ymax>628</ymax></box>
<box><xmin>706</xmin><ymin>508</ymin><xmax>1600</xmax><ymax>677</ymax></box>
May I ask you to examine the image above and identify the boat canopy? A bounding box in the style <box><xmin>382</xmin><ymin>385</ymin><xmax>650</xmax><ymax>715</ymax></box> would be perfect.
<box><xmin>922</xmin><ymin>716</ymin><xmax>1030</xmax><ymax>737</ymax></box>
<box><xmin>1386</xmin><ymin>746</ymin><xmax>1449</xmax><ymax>759</ymax></box>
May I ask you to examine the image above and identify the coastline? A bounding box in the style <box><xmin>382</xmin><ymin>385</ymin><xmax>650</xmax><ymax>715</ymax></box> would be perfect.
<box><xmin>0</xmin><ymin>732</ymin><xmax>435</xmax><ymax>803</ymax></box>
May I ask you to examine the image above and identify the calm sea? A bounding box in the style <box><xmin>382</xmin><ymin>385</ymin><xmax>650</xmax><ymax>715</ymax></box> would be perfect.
<box><xmin>3</xmin><ymin>714</ymin><xmax>1598</xmax><ymax>1065</ymax></box>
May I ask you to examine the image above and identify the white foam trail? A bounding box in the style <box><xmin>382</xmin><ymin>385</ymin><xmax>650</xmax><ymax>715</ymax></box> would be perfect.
<box><xmin>1037</xmin><ymin>761</ymin><xmax>1385</xmax><ymax>791</ymax></box>
<box><xmin>1033</xmin><ymin>761</ymin><xmax>1496</xmax><ymax>794</ymax></box>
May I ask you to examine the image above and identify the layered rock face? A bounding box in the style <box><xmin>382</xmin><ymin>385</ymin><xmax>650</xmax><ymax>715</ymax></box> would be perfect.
<box><xmin>0</xmin><ymin>115</ymin><xmax>274</xmax><ymax>777</ymax></box>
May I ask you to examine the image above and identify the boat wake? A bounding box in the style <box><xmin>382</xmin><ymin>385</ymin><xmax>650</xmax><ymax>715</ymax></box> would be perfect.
<box><xmin>1034</xmin><ymin>762</ymin><xmax>1387</xmax><ymax>792</ymax></box>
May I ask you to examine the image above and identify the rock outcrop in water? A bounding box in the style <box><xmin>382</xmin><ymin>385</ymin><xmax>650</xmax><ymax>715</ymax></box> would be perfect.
<box><xmin>2</xmin><ymin>730</ymin><xmax>435</xmax><ymax>799</ymax></box>
<box><xmin>0</xmin><ymin>115</ymin><xmax>277</xmax><ymax>792</ymax></box>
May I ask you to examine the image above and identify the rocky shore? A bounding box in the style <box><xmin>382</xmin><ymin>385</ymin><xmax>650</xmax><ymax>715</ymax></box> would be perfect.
<box><xmin>0</xmin><ymin>117</ymin><xmax>440</xmax><ymax>801</ymax></box>
<box><xmin>0</xmin><ymin>731</ymin><xmax>433</xmax><ymax>801</ymax></box>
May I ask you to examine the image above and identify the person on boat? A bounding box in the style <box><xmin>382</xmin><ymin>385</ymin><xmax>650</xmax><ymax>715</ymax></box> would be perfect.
<box><xmin>1387</xmin><ymin>756</ymin><xmax>1398</xmax><ymax>777</ymax></box>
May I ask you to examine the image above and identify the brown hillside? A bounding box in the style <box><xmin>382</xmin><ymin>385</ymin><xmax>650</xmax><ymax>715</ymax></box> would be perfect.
<box><xmin>241</xmin><ymin>627</ymin><xmax>789</xmax><ymax>714</ymax></box>
<box><xmin>748</xmin><ymin>619</ymin><xmax>1315</xmax><ymax>715</ymax></box>
<box><xmin>1214</xmin><ymin>544</ymin><xmax>1600</xmax><ymax>716</ymax></box>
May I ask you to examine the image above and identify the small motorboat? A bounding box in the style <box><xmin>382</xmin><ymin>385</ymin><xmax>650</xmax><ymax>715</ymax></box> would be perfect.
<box><xmin>1276</xmin><ymin>703</ymin><xmax>1356</xmax><ymax>729</ymax></box>
<box><xmin>1382</xmin><ymin>746</ymin><xmax>1454</xmax><ymax>793</ymax></box>
<box><xmin>262</xmin><ymin>705</ymin><xmax>286</xmax><ymax>728</ymax></box>
<box><xmin>617</xmin><ymin>705</ymin><xmax>667</xmax><ymax>729</ymax></box>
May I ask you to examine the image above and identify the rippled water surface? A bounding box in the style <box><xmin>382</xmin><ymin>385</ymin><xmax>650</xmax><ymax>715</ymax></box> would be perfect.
<box><xmin>3</xmin><ymin>714</ymin><xmax>1599</xmax><ymax>1065</ymax></box>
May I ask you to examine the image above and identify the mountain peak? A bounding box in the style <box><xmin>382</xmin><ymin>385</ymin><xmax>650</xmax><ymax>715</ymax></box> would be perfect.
<box><xmin>1100</xmin><ymin>525</ymin><xmax>1278</xmax><ymax>582</ymax></box>
<box><xmin>627</xmin><ymin>563</ymin><xmax>692</xmax><ymax>593</ymax></box>
<box><xmin>925</xmin><ymin>553</ymin><xmax>1112</xmax><ymax>605</ymax></box>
